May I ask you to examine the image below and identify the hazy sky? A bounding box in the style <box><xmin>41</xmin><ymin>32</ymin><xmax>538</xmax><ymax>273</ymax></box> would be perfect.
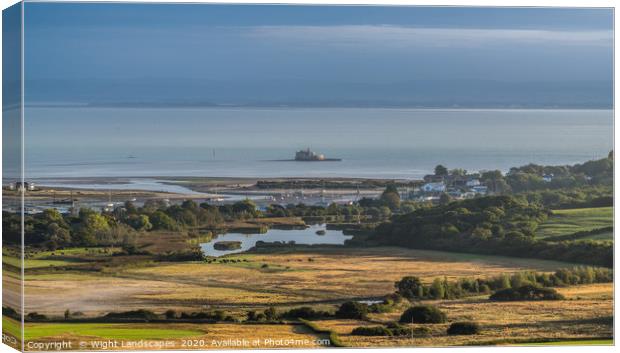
<box><xmin>25</xmin><ymin>4</ymin><xmax>612</xmax><ymax>82</ymax></box>
<box><xmin>17</xmin><ymin>4</ymin><xmax>614</xmax><ymax>176</ymax></box>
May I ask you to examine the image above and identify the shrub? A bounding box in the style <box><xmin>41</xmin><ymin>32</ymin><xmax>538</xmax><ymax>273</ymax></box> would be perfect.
<box><xmin>246</xmin><ymin>311</ymin><xmax>257</xmax><ymax>321</ymax></box>
<box><xmin>489</xmin><ymin>285</ymin><xmax>564</xmax><ymax>301</ymax></box>
<box><xmin>264</xmin><ymin>307</ymin><xmax>278</xmax><ymax>321</ymax></box>
<box><xmin>410</xmin><ymin>326</ymin><xmax>432</xmax><ymax>337</ymax></box>
<box><xmin>386</xmin><ymin>322</ymin><xmax>430</xmax><ymax>337</ymax></box>
<box><xmin>213</xmin><ymin>310</ymin><xmax>227</xmax><ymax>321</ymax></box>
<box><xmin>395</xmin><ymin>276</ymin><xmax>424</xmax><ymax>300</ymax></box>
<box><xmin>164</xmin><ymin>309</ymin><xmax>177</xmax><ymax>319</ymax></box>
<box><xmin>281</xmin><ymin>307</ymin><xmax>331</xmax><ymax>320</ymax></box>
<box><xmin>351</xmin><ymin>326</ymin><xmax>393</xmax><ymax>336</ymax></box>
<box><xmin>2</xmin><ymin>307</ymin><xmax>19</xmax><ymax>320</ymax></box>
<box><xmin>399</xmin><ymin>305</ymin><xmax>447</xmax><ymax>324</ymax></box>
<box><xmin>104</xmin><ymin>309</ymin><xmax>158</xmax><ymax>321</ymax></box>
<box><xmin>182</xmin><ymin>312</ymin><xmax>211</xmax><ymax>320</ymax></box>
<box><xmin>447</xmin><ymin>322</ymin><xmax>481</xmax><ymax>335</ymax></box>
<box><xmin>26</xmin><ymin>312</ymin><xmax>48</xmax><ymax>321</ymax></box>
<box><xmin>156</xmin><ymin>249</ymin><xmax>204</xmax><ymax>262</ymax></box>
<box><xmin>350</xmin><ymin>323</ymin><xmax>429</xmax><ymax>337</ymax></box>
<box><xmin>335</xmin><ymin>301</ymin><xmax>368</xmax><ymax>320</ymax></box>
<box><xmin>368</xmin><ymin>302</ymin><xmax>394</xmax><ymax>314</ymax></box>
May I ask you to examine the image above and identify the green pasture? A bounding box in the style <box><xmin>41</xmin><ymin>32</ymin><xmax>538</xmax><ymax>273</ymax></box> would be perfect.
<box><xmin>536</xmin><ymin>207</ymin><xmax>613</xmax><ymax>240</ymax></box>
<box><xmin>22</xmin><ymin>322</ymin><xmax>204</xmax><ymax>340</ymax></box>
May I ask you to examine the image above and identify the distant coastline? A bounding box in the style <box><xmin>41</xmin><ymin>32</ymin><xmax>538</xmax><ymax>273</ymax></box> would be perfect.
<box><xmin>25</xmin><ymin>77</ymin><xmax>613</xmax><ymax>109</ymax></box>
<box><xmin>24</xmin><ymin>102</ymin><xmax>614</xmax><ymax>109</ymax></box>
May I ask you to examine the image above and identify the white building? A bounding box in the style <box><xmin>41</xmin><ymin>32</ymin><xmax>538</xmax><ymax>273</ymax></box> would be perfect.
<box><xmin>15</xmin><ymin>182</ymin><xmax>35</xmax><ymax>192</ymax></box>
<box><xmin>421</xmin><ymin>182</ymin><xmax>446</xmax><ymax>193</ymax></box>
<box><xmin>471</xmin><ymin>185</ymin><xmax>488</xmax><ymax>194</ymax></box>
<box><xmin>466</xmin><ymin>179</ymin><xmax>481</xmax><ymax>187</ymax></box>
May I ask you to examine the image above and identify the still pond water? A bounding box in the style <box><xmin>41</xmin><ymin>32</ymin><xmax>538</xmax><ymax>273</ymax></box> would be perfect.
<box><xmin>200</xmin><ymin>224</ymin><xmax>352</xmax><ymax>257</ymax></box>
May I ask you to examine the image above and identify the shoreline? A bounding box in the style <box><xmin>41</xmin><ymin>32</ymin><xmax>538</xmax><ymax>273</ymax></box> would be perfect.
<box><xmin>27</xmin><ymin>175</ymin><xmax>417</xmax><ymax>183</ymax></box>
<box><xmin>5</xmin><ymin>176</ymin><xmax>395</xmax><ymax>210</ymax></box>
<box><xmin>22</xmin><ymin>176</ymin><xmax>415</xmax><ymax>195</ymax></box>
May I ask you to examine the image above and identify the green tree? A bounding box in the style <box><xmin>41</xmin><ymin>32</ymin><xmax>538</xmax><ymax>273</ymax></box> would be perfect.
<box><xmin>430</xmin><ymin>278</ymin><xmax>445</xmax><ymax>299</ymax></box>
<box><xmin>399</xmin><ymin>305</ymin><xmax>447</xmax><ymax>324</ymax></box>
<box><xmin>150</xmin><ymin>211</ymin><xmax>177</xmax><ymax>230</ymax></box>
<box><xmin>395</xmin><ymin>276</ymin><xmax>424</xmax><ymax>300</ymax></box>
<box><xmin>434</xmin><ymin>165</ymin><xmax>448</xmax><ymax>176</ymax></box>
<box><xmin>75</xmin><ymin>209</ymin><xmax>110</xmax><ymax>246</ymax></box>
<box><xmin>165</xmin><ymin>310</ymin><xmax>177</xmax><ymax>320</ymax></box>
<box><xmin>124</xmin><ymin>201</ymin><xmax>138</xmax><ymax>214</ymax></box>
<box><xmin>46</xmin><ymin>223</ymin><xmax>71</xmax><ymax>247</ymax></box>
<box><xmin>336</xmin><ymin>301</ymin><xmax>368</xmax><ymax>320</ymax></box>
<box><xmin>381</xmin><ymin>185</ymin><xmax>401</xmax><ymax>210</ymax></box>
<box><xmin>379</xmin><ymin>206</ymin><xmax>392</xmax><ymax>218</ymax></box>
<box><xmin>127</xmin><ymin>214</ymin><xmax>152</xmax><ymax>231</ymax></box>
<box><xmin>232</xmin><ymin>199</ymin><xmax>259</xmax><ymax>218</ymax></box>
<box><xmin>41</xmin><ymin>208</ymin><xmax>67</xmax><ymax>227</ymax></box>
<box><xmin>500</xmin><ymin>274</ymin><xmax>511</xmax><ymax>289</ymax></box>
<box><xmin>450</xmin><ymin>168</ymin><xmax>467</xmax><ymax>176</ymax></box>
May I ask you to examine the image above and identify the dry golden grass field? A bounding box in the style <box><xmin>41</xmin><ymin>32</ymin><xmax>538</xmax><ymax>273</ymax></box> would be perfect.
<box><xmin>312</xmin><ymin>283</ymin><xmax>613</xmax><ymax>347</ymax></box>
<box><xmin>22</xmin><ymin>247</ymin><xmax>576</xmax><ymax>315</ymax></box>
<box><xmin>10</xmin><ymin>283</ymin><xmax>612</xmax><ymax>349</ymax></box>
<box><xmin>4</xmin><ymin>243</ymin><xmax>611</xmax><ymax>348</ymax></box>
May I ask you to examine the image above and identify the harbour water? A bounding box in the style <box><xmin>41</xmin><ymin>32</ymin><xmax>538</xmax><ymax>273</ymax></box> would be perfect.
<box><xmin>200</xmin><ymin>224</ymin><xmax>352</xmax><ymax>257</ymax></box>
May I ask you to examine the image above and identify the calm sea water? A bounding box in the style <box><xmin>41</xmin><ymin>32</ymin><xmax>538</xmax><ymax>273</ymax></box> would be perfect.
<box><xmin>24</xmin><ymin>107</ymin><xmax>613</xmax><ymax>180</ymax></box>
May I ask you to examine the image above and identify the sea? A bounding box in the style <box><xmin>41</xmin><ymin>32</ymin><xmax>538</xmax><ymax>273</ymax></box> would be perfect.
<box><xmin>22</xmin><ymin>107</ymin><xmax>613</xmax><ymax>181</ymax></box>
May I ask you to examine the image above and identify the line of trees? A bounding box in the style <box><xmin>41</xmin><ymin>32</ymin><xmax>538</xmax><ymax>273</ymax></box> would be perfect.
<box><xmin>4</xmin><ymin>192</ymin><xmax>402</xmax><ymax>250</ymax></box>
<box><xmin>475</xmin><ymin>153</ymin><xmax>612</xmax><ymax>194</ymax></box>
<box><xmin>394</xmin><ymin>267</ymin><xmax>613</xmax><ymax>301</ymax></box>
<box><xmin>370</xmin><ymin>195</ymin><xmax>612</xmax><ymax>267</ymax></box>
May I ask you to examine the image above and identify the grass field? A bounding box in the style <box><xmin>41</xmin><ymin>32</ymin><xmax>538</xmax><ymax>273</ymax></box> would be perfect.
<box><xmin>536</xmin><ymin>207</ymin><xmax>613</xmax><ymax>240</ymax></box>
<box><xmin>311</xmin><ymin>283</ymin><xmax>613</xmax><ymax>347</ymax></box>
<box><xmin>8</xmin><ymin>236</ymin><xmax>613</xmax><ymax>348</ymax></box>
<box><xmin>22</xmin><ymin>247</ymin><xmax>578</xmax><ymax>315</ymax></box>
<box><xmin>2</xmin><ymin>316</ymin><xmax>22</xmax><ymax>339</ymax></box>
<box><xmin>4</xmin><ymin>255</ymin><xmax>80</xmax><ymax>270</ymax></box>
<box><xmin>11</xmin><ymin>282</ymin><xmax>613</xmax><ymax>348</ymax></box>
<box><xmin>522</xmin><ymin>339</ymin><xmax>613</xmax><ymax>346</ymax></box>
<box><xmin>3</xmin><ymin>247</ymin><xmax>123</xmax><ymax>270</ymax></box>
<box><xmin>23</xmin><ymin>322</ymin><xmax>204</xmax><ymax>341</ymax></box>
<box><xmin>5</xmin><ymin>318</ymin><xmax>327</xmax><ymax>349</ymax></box>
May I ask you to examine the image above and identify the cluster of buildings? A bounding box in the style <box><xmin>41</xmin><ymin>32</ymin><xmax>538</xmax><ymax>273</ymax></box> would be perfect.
<box><xmin>412</xmin><ymin>173</ymin><xmax>489</xmax><ymax>202</ymax></box>
<box><xmin>4</xmin><ymin>181</ymin><xmax>36</xmax><ymax>192</ymax></box>
<box><xmin>294</xmin><ymin>148</ymin><xmax>341</xmax><ymax>161</ymax></box>
<box><xmin>295</xmin><ymin>148</ymin><xmax>326</xmax><ymax>161</ymax></box>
